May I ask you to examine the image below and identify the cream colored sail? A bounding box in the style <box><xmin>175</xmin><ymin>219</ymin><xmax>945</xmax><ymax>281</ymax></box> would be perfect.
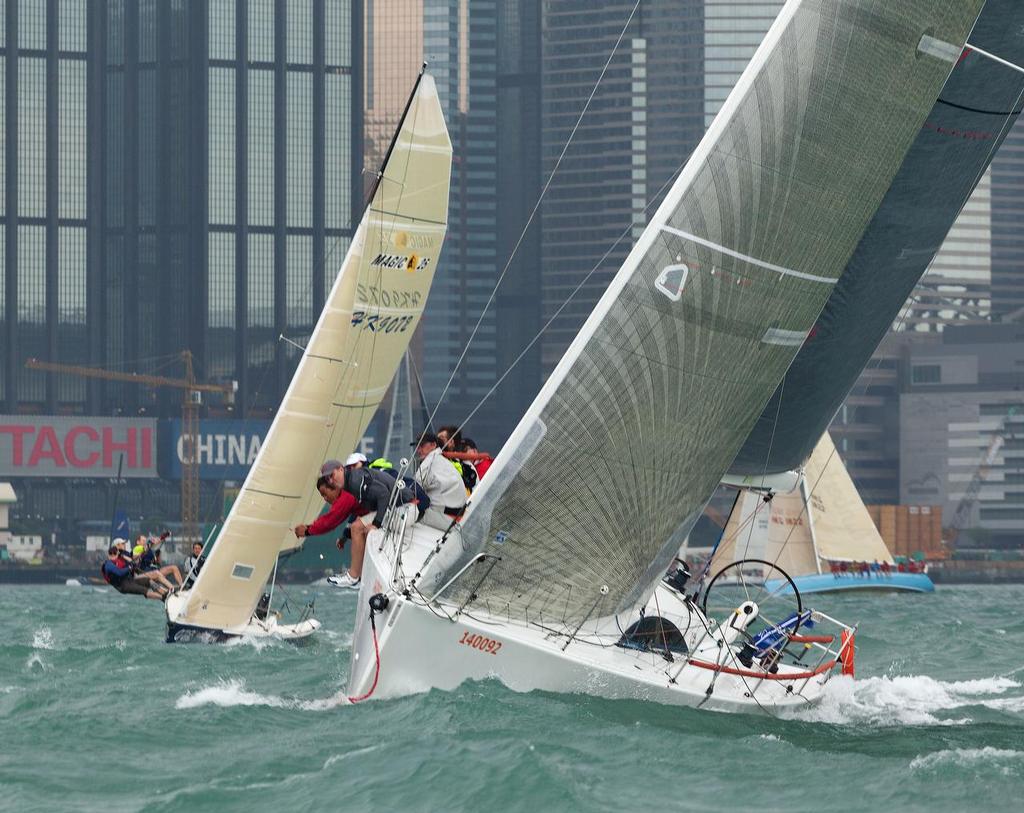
<box><xmin>171</xmin><ymin>74</ymin><xmax>452</xmax><ymax>632</ymax></box>
<box><xmin>804</xmin><ymin>433</ymin><xmax>894</xmax><ymax>564</ymax></box>
<box><xmin>710</xmin><ymin>489</ymin><xmax>818</xmax><ymax>580</ymax></box>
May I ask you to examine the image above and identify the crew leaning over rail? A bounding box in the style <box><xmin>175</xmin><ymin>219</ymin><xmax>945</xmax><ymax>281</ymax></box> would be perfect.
<box><xmin>412</xmin><ymin>432</ymin><xmax>467</xmax><ymax>531</ymax></box>
<box><xmin>101</xmin><ymin>544</ymin><xmax>167</xmax><ymax>601</ymax></box>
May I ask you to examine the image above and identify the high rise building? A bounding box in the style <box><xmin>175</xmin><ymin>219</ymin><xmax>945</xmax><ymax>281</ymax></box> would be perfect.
<box><xmin>900</xmin><ymin>321</ymin><xmax>1024</xmax><ymax>548</ymax></box>
<box><xmin>0</xmin><ymin>1</ymin><xmax>361</xmax><ymax>535</ymax></box>
<box><xmin>703</xmin><ymin>1</ymin><xmax>781</xmax><ymax>126</ymax></box>
<box><xmin>1</xmin><ymin>0</ymin><xmax>363</xmax><ymax>417</ymax></box>
<box><xmin>539</xmin><ymin>0</ymin><xmax>704</xmax><ymax>374</ymax></box>
<box><xmin>991</xmin><ymin>118</ymin><xmax>1024</xmax><ymax>318</ymax></box>
<box><xmin>364</xmin><ymin>0</ymin><xmax>540</xmax><ymax>451</ymax></box>
<box><xmin>903</xmin><ymin>172</ymin><xmax>992</xmax><ymax>332</ymax></box>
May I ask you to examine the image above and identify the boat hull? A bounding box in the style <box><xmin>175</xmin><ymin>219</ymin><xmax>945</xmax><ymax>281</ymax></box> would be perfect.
<box><xmin>164</xmin><ymin>592</ymin><xmax>321</xmax><ymax>643</ymax></box>
<box><xmin>767</xmin><ymin>572</ymin><xmax>934</xmax><ymax>595</ymax></box>
<box><xmin>347</xmin><ymin>539</ymin><xmax>836</xmax><ymax>713</ymax></box>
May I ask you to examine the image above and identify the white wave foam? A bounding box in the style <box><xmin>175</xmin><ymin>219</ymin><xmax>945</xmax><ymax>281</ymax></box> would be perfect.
<box><xmin>176</xmin><ymin>680</ymin><xmax>289</xmax><ymax>710</ymax></box>
<box><xmin>32</xmin><ymin>628</ymin><xmax>55</xmax><ymax>650</ymax></box>
<box><xmin>176</xmin><ymin>679</ymin><xmax>353</xmax><ymax>710</ymax></box>
<box><xmin>25</xmin><ymin>652</ymin><xmax>50</xmax><ymax>672</ymax></box>
<box><xmin>298</xmin><ymin>690</ymin><xmax>352</xmax><ymax>710</ymax></box>
<box><xmin>911</xmin><ymin>747</ymin><xmax>1024</xmax><ymax>774</ymax></box>
<box><xmin>788</xmin><ymin>674</ymin><xmax>1023</xmax><ymax>726</ymax></box>
<box><xmin>223</xmin><ymin>635</ymin><xmax>278</xmax><ymax>652</ymax></box>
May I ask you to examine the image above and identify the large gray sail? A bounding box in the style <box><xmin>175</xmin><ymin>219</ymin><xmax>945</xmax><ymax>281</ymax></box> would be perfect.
<box><xmin>730</xmin><ymin>0</ymin><xmax>1024</xmax><ymax>476</ymax></box>
<box><xmin>430</xmin><ymin>0</ymin><xmax>982</xmax><ymax>624</ymax></box>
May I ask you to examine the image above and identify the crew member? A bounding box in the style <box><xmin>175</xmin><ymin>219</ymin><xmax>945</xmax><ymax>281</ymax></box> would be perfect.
<box><xmin>437</xmin><ymin>425</ymin><xmax>476</xmax><ymax>491</ymax></box>
<box><xmin>412</xmin><ymin>432</ymin><xmax>467</xmax><ymax>530</ymax></box>
<box><xmin>139</xmin><ymin>533</ymin><xmax>183</xmax><ymax>588</ymax></box>
<box><xmin>368</xmin><ymin>455</ymin><xmax>431</xmax><ymax>518</ymax></box>
<box><xmin>462</xmin><ymin>437</ymin><xmax>492</xmax><ymax>481</ymax></box>
<box><xmin>294</xmin><ymin>461</ymin><xmax>364</xmax><ymax>589</ymax></box>
<box><xmin>101</xmin><ymin>545</ymin><xmax>166</xmax><ymax>601</ymax></box>
<box><xmin>183</xmin><ymin>542</ymin><xmax>205</xmax><ymax>580</ymax></box>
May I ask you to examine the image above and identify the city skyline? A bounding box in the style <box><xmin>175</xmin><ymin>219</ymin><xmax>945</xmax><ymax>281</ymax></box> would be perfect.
<box><xmin>1</xmin><ymin>0</ymin><xmax>1023</xmax><ymax>548</ymax></box>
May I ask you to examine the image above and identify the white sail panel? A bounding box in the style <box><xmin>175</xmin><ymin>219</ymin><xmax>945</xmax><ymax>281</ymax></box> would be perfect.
<box><xmin>710</xmin><ymin>489</ymin><xmax>819</xmax><ymax>581</ymax></box>
<box><xmin>172</xmin><ymin>75</ymin><xmax>452</xmax><ymax>632</ymax></box>
<box><xmin>432</xmin><ymin>0</ymin><xmax>981</xmax><ymax>624</ymax></box>
<box><xmin>805</xmin><ymin>433</ymin><xmax>894</xmax><ymax>564</ymax></box>
<box><xmin>709</xmin><ymin>491</ymin><xmax>769</xmax><ymax>570</ymax></box>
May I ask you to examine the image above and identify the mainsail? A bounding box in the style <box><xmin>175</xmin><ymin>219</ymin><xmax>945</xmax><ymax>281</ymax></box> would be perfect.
<box><xmin>432</xmin><ymin>0</ymin><xmax>982</xmax><ymax>624</ymax></box>
<box><xmin>730</xmin><ymin>0</ymin><xmax>1024</xmax><ymax>476</ymax></box>
<box><xmin>710</xmin><ymin>433</ymin><xmax>894</xmax><ymax>581</ymax></box>
<box><xmin>175</xmin><ymin>75</ymin><xmax>452</xmax><ymax>631</ymax></box>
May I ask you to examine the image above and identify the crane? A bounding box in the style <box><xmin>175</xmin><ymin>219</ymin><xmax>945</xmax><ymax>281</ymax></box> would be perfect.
<box><xmin>25</xmin><ymin>351</ymin><xmax>236</xmax><ymax>543</ymax></box>
<box><xmin>944</xmin><ymin>404</ymin><xmax>1019</xmax><ymax>547</ymax></box>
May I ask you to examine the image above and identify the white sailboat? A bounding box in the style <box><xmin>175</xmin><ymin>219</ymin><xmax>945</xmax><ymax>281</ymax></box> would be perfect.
<box><xmin>344</xmin><ymin>1</ymin><xmax>982</xmax><ymax>710</ymax></box>
<box><xmin>165</xmin><ymin>72</ymin><xmax>453</xmax><ymax>642</ymax></box>
<box><xmin>709</xmin><ymin>433</ymin><xmax>934</xmax><ymax>596</ymax></box>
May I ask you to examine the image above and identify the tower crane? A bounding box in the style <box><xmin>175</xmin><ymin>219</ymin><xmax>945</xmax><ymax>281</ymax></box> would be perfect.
<box><xmin>25</xmin><ymin>351</ymin><xmax>236</xmax><ymax>543</ymax></box>
<box><xmin>944</xmin><ymin>404</ymin><xmax>1019</xmax><ymax>547</ymax></box>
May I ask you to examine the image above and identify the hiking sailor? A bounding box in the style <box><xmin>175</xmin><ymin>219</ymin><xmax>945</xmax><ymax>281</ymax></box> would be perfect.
<box><xmin>336</xmin><ymin>454</ymin><xmax>417</xmax><ymax>581</ymax></box>
<box><xmin>412</xmin><ymin>432</ymin><xmax>467</xmax><ymax>530</ymax></box>
<box><xmin>293</xmin><ymin>459</ymin><xmax>364</xmax><ymax>589</ymax></box>
<box><xmin>101</xmin><ymin>545</ymin><xmax>167</xmax><ymax>601</ymax></box>
<box><xmin>136</xmin><ymin>533</ymin><xmax>183</xmax><ymax>588</ymax></box>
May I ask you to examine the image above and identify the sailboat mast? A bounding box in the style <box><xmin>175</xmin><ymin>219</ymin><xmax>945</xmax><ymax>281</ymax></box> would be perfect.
<box><xmin>363</xmin><ymin>64</ymin><xmax>427</xmax><ymax>209</ymax></box>
<box><xmin>801</xmin><ymin>474</ymin><xmax>823</xmax><ymax>574</ymax></box>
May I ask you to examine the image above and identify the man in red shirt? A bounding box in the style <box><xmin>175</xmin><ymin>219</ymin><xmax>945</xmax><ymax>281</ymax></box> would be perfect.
<box><xmin>293</xmin><ymin>459</ymin><xmax>368</xmax><ymax>589</ymax></box>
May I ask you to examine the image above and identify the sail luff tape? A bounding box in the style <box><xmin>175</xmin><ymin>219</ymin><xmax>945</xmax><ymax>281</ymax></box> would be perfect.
<box><xmin>964</xmin><ymin>43</ymin><xmax>1024</xmax><ymax>76</ymax></box>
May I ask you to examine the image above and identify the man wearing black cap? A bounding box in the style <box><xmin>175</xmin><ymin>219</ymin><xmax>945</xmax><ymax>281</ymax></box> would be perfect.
<box><xmin>412</xmin><ymin>432</ymin><xmax>467</xmax><ymax>531</ymax></box>
<box><xmin>293</xmin><ymin>459</ymin><xmax>363</xmax><ymax>588</ymax></box>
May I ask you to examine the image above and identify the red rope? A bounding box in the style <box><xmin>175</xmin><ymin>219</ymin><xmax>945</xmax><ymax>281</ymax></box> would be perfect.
<box><xmin>347</xmin><ymin>615</ymin><xmax>380</xmax><ymax>703</ymax></box>
<box><xmin>686</xmin><ymin>657</ymin><xmax>837</xmax><ymax>681</ymax></box>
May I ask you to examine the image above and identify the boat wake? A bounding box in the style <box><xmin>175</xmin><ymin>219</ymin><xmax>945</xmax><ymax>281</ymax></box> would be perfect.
<box><xmin>787</xmin><ymin>674</ymin><xmax>1023</xmax><ymax>726</ymax></box>
<box><xmin>175</xmin><ymin>679</ymin><xmax>353</xmax><ymax>711</ymax></box>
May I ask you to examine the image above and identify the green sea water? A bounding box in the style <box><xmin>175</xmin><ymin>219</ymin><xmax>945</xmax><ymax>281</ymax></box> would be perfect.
<box><xmin>1</xmin><ymin>584</ymin><xmax>1022</xmax><ymax>812</ymax></box>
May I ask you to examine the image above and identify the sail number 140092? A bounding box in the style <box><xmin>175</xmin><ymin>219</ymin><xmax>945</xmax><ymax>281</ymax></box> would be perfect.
<box><xmin>458</xmin><ymin>631</ymin><xmax>502</xmax><ymax>655</ymax></box>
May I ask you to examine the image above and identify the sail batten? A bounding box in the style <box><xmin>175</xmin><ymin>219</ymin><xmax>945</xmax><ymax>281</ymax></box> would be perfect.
<box><xmin>171</xmin><ymin>75</ymin><xmax>452</xmax><ymax>632</ymax></box>
<box><xmin>430</xmin><ymin>0</ymin><xmax>983</xmax><ymax>625</ymax></box>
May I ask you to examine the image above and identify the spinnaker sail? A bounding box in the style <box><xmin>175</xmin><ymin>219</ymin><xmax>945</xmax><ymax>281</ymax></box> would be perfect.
<box><xmin>172</xmin><ymin>74</ymin><xmax>452</xmax><ymax>632</ymax></box>
<box><xmin>430</xmin><ymin>0</ymin><xmax>983</xmax><ymax>624</ymax></box>
<box><xmin>730</xmin><ymin>0</ymin><xmax>1024</xmax><ymax>476</ymax></box>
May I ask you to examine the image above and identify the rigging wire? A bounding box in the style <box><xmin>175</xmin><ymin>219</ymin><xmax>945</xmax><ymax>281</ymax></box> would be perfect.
<box><xmin>420</xmin><ymin>0</ymin><xmax>645</xmax><ymax>436</ymax></box>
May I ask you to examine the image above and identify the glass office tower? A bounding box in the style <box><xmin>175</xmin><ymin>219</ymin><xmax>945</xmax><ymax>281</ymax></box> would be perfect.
<box><xmin>1</xmin><ymin>0</ymin><xmax>363</xmax><ymax>417</ymax></box>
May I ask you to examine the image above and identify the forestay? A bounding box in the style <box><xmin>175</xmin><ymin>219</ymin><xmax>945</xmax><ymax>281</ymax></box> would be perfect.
<box><xmin>174</xmin><ymin>75</ymin><xmax>452</xmax><ymax>632</ymax></box>
<box><xmin>431</xmin><ymin>0</ymin><xmax>982</xmax><ymax>624</ymax></box>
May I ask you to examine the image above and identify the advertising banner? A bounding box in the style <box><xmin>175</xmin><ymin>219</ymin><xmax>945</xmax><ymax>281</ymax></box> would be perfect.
<box><xmin>0</xmin><ymin>416</ymin><xmax>158</xmax><ymax>478</ymax></box>
<box><xmin>161</xmin><ymin>418</ymin><xmax>270</xmax><ymax>480</ymax></box>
